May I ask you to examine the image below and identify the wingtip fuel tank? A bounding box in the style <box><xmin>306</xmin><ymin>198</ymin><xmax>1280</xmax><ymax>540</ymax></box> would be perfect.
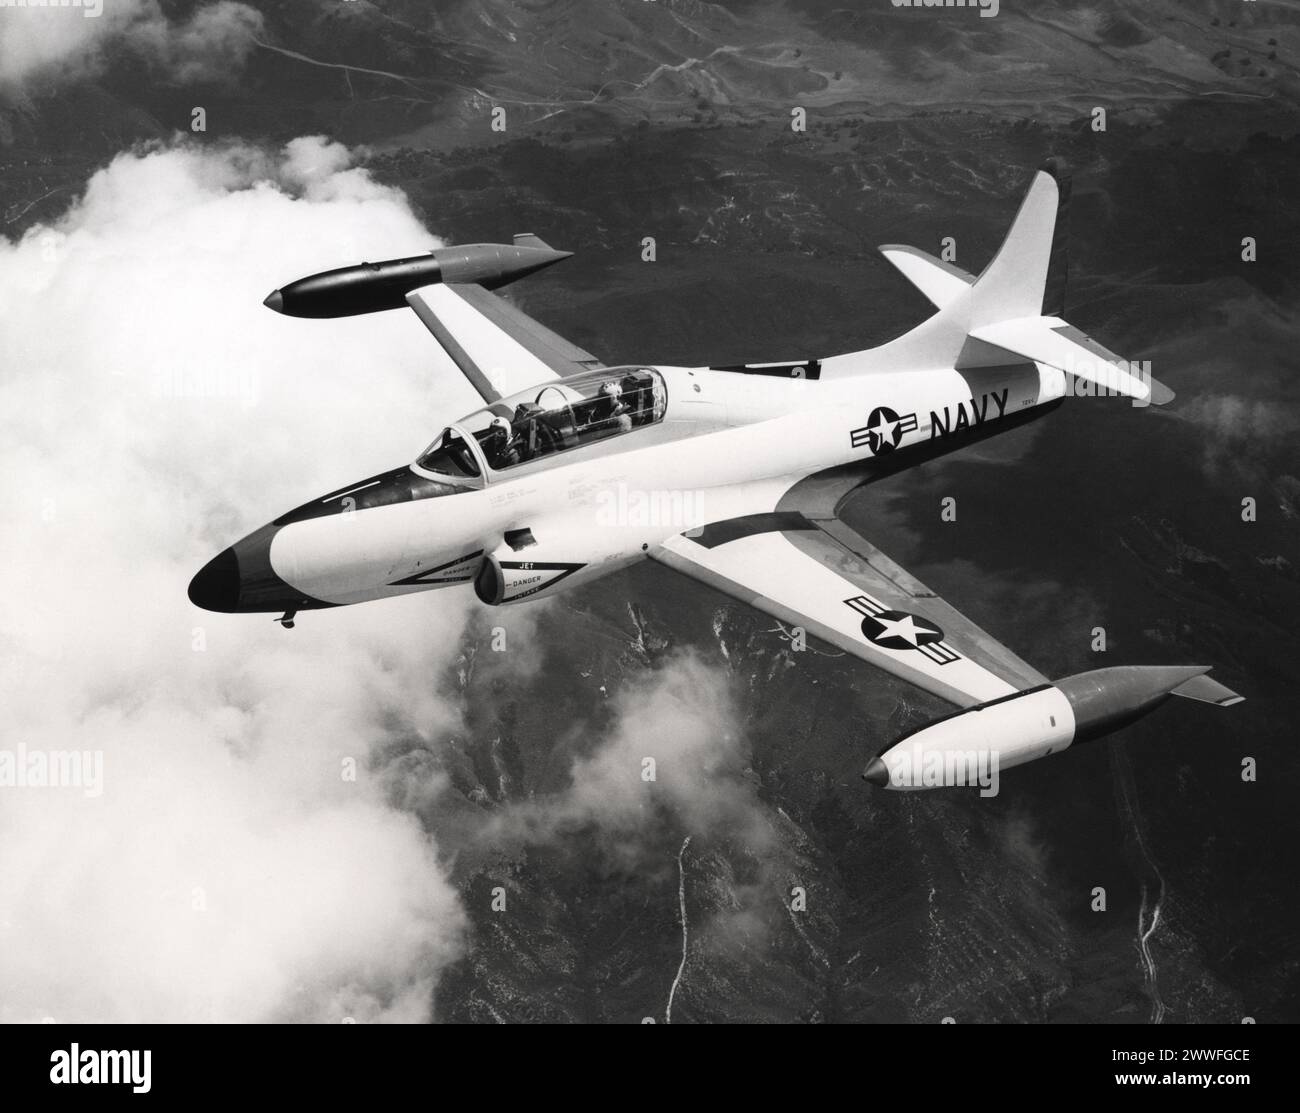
<box><xmin>263</xmin><ymin>238</ymin><xmax>572</xmax><ymax>319</ymax></box>
<box><xmin>864</xmin><ymin>665</ymin><xmax>1243</xmax><ymax>791</ymax></box>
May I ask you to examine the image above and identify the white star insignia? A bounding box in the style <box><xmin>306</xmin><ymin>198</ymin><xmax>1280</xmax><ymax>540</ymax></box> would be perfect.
<box><xmin>872</xmin><ymin>613</ymin><xmax>934</xmax><ymax>647</ymax></box>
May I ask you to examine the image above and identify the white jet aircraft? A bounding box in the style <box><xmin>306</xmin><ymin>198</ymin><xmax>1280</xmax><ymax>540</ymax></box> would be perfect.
<box><xmin>191</xmin><ymin>164</ymin><xmax>1242</xmax><ymax>788</ymax></box>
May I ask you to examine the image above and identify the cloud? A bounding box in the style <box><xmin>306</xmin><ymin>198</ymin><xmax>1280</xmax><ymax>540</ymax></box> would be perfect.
<box><xmin>467</xmin><ymin>648</ymin><xmax>796</xmax><ymax>980</ymax></box>
<box><xmin>0</xmin><ymin>136</ymin><xmax>477</xmax><ymax>1022</ymax></box>
<box><xmin>1180</xmin><ymin>394</ymin><xmax>1276</xmax><ymax>440</ymax></box>
<box><xmin>1144</xmin><ymin>290</ymin><xmax>1300</xmax><ymax>483</ymax></box>
<box><xmin>124</xmin><ymin>1</ymin><xmax>264</xmax><ymax>86</ymax></box>
<box><xmin>0</xmin><ymin>0</ymin><xmax>264</xmax><ymax>89</ymax></box>
<box><xmin>487</xmin><ymin>650</ymin><xmax>776</xmax><ymax>861</ymax></box>
<box><xmin>1178</xmin><ymin>391</ymin><xmax>1300</xmax><ymax>480</ymax></box>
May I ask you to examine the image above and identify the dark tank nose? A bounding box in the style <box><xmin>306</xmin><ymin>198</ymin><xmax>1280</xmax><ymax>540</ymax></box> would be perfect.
<box><xmin>188</xmin><ymin>523</ymin><xmax>332</xmax><ymax>615</ymax></box>
<box><xmin>187</xmin><ymin>546</ymin><xmax>240</xmax><ymax>612</ymax></box>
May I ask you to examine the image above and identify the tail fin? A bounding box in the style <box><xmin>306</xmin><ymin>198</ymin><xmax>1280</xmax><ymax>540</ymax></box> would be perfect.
<box><xmin>1040</xmin><ymin>158</ymin><xmax>1071</xmax><ymax>317</ymax></box>
<box><xmin>968</xmin><ymin>160</ymin><xmax>1069</xmax><ymax>328</ymax></box>
<box><xmin>962</xmin><ymin>161</ymin><xmax>1172</xmax><ymax>404</ymax></box>
<box><xmin>850</xmin><ymin>162</ymin><xmax>1173</xmax><ymax>406</ymax></box>
<box><xmin>878</xmin><ymin>161</ymin><xmax>1069</xmax><ymax>318</ymax></box>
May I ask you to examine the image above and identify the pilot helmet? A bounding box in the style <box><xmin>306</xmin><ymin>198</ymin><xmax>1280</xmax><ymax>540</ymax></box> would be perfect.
<box><xmin>599</xmin><ymin>381</ymin><xmax>623</xmax><ymax>400</ymax></box>
<box><xmin>489</xmin><ymin>415</ymin><xmax>511</xmax><ymax>436</ymax></box>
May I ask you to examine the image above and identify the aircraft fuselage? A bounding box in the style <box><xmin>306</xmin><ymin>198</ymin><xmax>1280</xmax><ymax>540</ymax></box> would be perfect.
<box><xmin>189</xmin><ymin>357</ymin><xmax>1065</xmax><ymax>619</ymax></box>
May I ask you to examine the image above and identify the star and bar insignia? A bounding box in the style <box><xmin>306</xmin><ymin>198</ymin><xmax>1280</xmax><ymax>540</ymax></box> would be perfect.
<box><xmin>850</xmin><ymin>406</ymin><xmax>918</xmax><ymax>455</ymax></box>
<box><xmin>844</xmin><ymin>595</ymin><xmax>959</xmax><ymax>665</ymax></box>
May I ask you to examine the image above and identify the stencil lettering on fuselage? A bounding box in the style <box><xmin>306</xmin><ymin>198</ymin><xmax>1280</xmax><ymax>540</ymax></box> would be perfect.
<box><xmin>389</xmin><ymin>550</ymin><xmax>483</xmax><ymax>587</ymax></box>
<box><xmin>500</xmin><ymin>561</ymin><xmax>585</xmax><ymax>602</ymax></box>
<box><xmin>929</xmin><ymin>388</ymin><xmax>1009</xmax><ymax>438</ymax></box>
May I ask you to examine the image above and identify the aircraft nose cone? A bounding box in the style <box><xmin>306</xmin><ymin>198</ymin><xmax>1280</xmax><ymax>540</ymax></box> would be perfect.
<box><xmin>262</xmin><ymin>289</ymin><xmax>284</xmax><ymax>313</ymax></box>
<box><xmin>188</xmin><ymin>546</ymin><xmax>241</xmax><ymax>612</ymax></box>
<box><xmin>862</xmin><ymin>755</ymin><xmax>890</xmax><ymax>788</ymax></box>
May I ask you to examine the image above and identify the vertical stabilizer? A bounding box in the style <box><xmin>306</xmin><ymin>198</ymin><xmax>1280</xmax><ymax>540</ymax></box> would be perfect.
<box><xmin>969</xmin><ymin>161</ymin><xmax>1068</xmax><ymax>329</ymax></box>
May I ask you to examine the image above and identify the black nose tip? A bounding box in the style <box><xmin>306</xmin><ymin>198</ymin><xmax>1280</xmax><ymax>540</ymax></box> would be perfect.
<box><xmin>188</xmin><ymin>547</ymin><xmax>241</xmax><ymax>612</ymax></box>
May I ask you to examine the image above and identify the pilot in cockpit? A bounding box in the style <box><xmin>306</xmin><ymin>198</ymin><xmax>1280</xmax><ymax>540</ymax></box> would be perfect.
<box><xmin>595</xmin><ymin>380</ymin><xmax>633</xmax><ymax>434</ymax></box>
<box><xmin>620</xmin><ymin>371</ymin><xmax>652</xmax><ymax>425</ymax></box>
<box><xmin>511</xmin><ymin>402</ymin><xmax>547</xmax><ymax>461</ymax></box>
<box><xmin>483</xmin><ymin>415</ymin><xmax>520</xmax><ymax>469</ymax></box>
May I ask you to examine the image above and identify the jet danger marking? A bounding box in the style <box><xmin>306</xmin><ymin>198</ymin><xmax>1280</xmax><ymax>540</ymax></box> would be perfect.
<box><xmin>930</xmin><ymin>388</ymin><xmax>1009</xmax><ymax>438</ymax></box>
<box><xmin>500</xmin><ymin>561</ymin><xmax>584</xmax><ymax>601</ymax></box>
<box><xmin>850</xmin><ymin>407</ymin><xmax>918</xmax><ymax>454</ymax></box>
<box><xmin>390</xmin><ymin>550</ymin><xmax>483</xmax><ymax>587</ymax></box>
<box><xmin>844</xmin><ymin>595</ymin><xmax>960</xmax><ymax>665</ymax></box>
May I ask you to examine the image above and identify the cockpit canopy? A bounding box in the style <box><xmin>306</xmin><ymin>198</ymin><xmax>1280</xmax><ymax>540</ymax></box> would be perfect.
<box><xmin>416</xmin><ymin>367</ymin><xmax>666</xmax><ymax>479</ymax></box>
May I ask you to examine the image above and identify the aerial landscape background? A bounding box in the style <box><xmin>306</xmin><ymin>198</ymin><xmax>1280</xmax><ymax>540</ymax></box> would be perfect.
<box><xmin>1</xmin><ymin>0</ymin><xmax>1297</xmax><ymax>1023</ymax></box>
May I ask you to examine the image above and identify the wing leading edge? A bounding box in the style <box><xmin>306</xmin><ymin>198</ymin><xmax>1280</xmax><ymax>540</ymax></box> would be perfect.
<box><xmin>406</xmin><ymin>282</ymin><xmax>603</xmax><ymax>403</ymax></box>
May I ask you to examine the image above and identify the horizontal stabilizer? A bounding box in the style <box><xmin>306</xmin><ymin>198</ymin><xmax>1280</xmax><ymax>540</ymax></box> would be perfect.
<box><xmin>967</xmin><ymin>317</ymin><xmax>1175</xmax><ymax>406</ymax></box>
<box><xmin>879</xmin><ymin>244</ymin><xmax>975</xmax><ymax>309</ymax></box>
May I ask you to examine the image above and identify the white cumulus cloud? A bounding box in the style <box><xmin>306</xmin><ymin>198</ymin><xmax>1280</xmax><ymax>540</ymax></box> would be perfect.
<box><xmin>0</xmin><ymin>0</ymin><xmax>264</xmax><ymax>89</ymax></box>
<box><xmin>486</xmin><ymin>650</ymin><xmax>776</xmax><ymax>863</ymax></box>
<box><xmin>0</xmin><ymin>136</ymin><xmax>478</xmax><ymax>1023</ymax></box>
